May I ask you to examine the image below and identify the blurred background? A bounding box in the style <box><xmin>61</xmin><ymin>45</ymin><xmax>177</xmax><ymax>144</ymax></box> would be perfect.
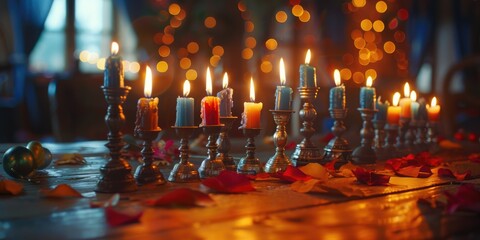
<box><xmin>0</xmin><ymin>0</ymin><xmax>479</xmax><ymax>143</ymax></box>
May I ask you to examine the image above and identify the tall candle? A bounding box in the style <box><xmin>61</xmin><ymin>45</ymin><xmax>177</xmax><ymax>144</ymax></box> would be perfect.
<box><xmin>217</xmin><ymin>72</ymin><xmax>233</xmax><ymax>116</ymax></box>
<box><xmin>275</xmin><ymin>58</ymin><xmax>293</xmax><ymax>110</ymax></box>
<box><xmin>299</xmin><ymin>49</ymin><xmax>316</xmax><ymax>88</ymax></box>
<box><xmin>427</xmin><ymin>97</ymin><xmax>441</xmax><ymax>122</ymax></box>
<box><xmin>410</xmin><ymin>90</ymin><xmax>420</xmax><ymax>120</ymax></box>
<box><xmin>387</xmin><ymin>92</ymin><xmax>401</xmax><ymax>125</ymax></box>
<box><xmin>374</xmin><ymin>96</ymin><xmax>389</xmax><ymax>121</ymax></box>
<box><xmin>360</xmin><ymin>76</ymin><xmax>376</xmax><ymax>109</ymax></box>
<box><xmin>135</xmin><ymin>66</ymin><xmax>159</xmax><ymax>132</ymax></box>
<box><xmin>399</xmin><ymin>82</ymin><xmax>411</xmax><ymax>118</ymax></box>
<box><xmin>104</xmin><ymin>42</ymin><xmax>124</xmax><ymax>88</ymax></box>
<box><xmin>175</xmin><ymin>80</ymin><xmax>195</xmax><ymax>126</ymax></box>
<box><xmin>200</xmin><ymin>67</ymin><xmax>220</xmax><ymax>126</ymax></box>
<box><xmin>241</xmin><ymin>78</ymin><xmax>263</xmax><ymax>129</ymax></box>
<box><xmin>329</xmin><ymin>69</ymin><xmax>345</xmax><ymax>109</ymax></box>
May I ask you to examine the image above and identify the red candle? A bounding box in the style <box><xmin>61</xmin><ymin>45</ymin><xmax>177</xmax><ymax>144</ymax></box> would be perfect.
<box><xmin>200</xmin><ymin>67</ymin><xmax>220</xmax><ymax>126</ymax></box>
<box><xmin>134</xmin><ymin>66</ymin><xmax>159</xmax><ymax>132</ymax></box>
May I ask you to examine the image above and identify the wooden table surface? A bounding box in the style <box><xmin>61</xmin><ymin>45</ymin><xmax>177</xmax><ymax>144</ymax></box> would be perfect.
<box><xmin>1</xmin><ymin>140</ymin><xmax>480</xmax><ymax>239</ymax></box>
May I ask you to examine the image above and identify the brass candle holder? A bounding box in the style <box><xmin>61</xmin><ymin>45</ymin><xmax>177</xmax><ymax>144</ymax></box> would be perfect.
<box><xmin>265</xmin><ymin>110</ymin><xmax>294</xmax><ymax>173</ymax></box>
<box><xmin>384</xmin><ymin>124</ymin><xmax>399</xmax><ymax>159</ymax></box>
<box><xmin>216</xmin><ymin>116</ymin><xmax>238</xmax><ymax>171</ymax></box>
<box><xmin>396</xmin><ymin>117</ymin><xmax>411</xmax><ymax>156</ymax></box>
<box><xmin>169</xmin><ymin>126</ymin><xmax>200</xmax><ymax>182</ymax></box>
<box><xmin>237</xmin><ymin>128</ymin><xmax>263</xmax><ymax>175</ymax></box>
<box><xmin>96</xmin><ymin>86</ymin><xmax>138</xmax><ymax>193</ymax></box>
<box><xmin>322</xmin><ymin>108</ymin><xmax>352</xmax><ymax>167</ymax></box>
<box><xmin>352</xmin><ymin>108</ymin><xmax>377</xmax><ymax>164</ymax></box>
<box><xmin>427</xmin><ymin>121</ymin><xmax>440</xmax><ymax>153</ymax></box>
<box><xmin>198</xmin><ymin>125</ymin><xmax>225</xmax><ymax>178</ymax></box>
<box><xmin>291</xmin><ymin>87</ymin><xmax>322</xmax><ymax>166</ymax></box>
<box><xmin>134</xmin><ymin>129</ymin><xmax>166</xmax><ymax>185</ymax></box>
<box><xmin>414</xmin><ymin>119</ymin><xmax>428</xmax><ymax>152</ymax></box>
<box><xmin>373</xmin><ymin>120</ymin><xmax>387</xmax><ymax>160</ymax></box>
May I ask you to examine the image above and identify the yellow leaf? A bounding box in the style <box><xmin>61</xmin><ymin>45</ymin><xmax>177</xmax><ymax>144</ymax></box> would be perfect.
<box><xmin>299</xmin><ymin>163</ymin><xmax>330</xmax><ymax>181</ymax></box>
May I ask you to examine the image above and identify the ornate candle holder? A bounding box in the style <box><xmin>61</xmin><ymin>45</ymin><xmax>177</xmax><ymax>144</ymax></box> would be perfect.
<box><xmin>322</xmin><ymin>108</ymin><xmax>352</xmax><ymax>167</ymax></box>
<box><xmin>291</xmin><ymin>87</ymin><xmax>322</xmax><ymax>166</ymax></box>
<box><xmin>384</xmin><ymin>124</ymin><xmax>399</xmax><ymax>159</ymax></box>
<box><xmin>396</xmin><ymin>117</ymin><xmax>411</xmax><ymax>156</ymax></box>
<box><xmin>265</xmin><ymin>110</ymin><xmax>294</xmax><ymax>173</ymax></box>
<box><xmin>198</xmin><ymin>125</ymin><xmax>225</xmax><ymax>178</ymax></box>
<box><xmin>216</xmin><ymin>116</ymin><xmax>238</xmax><ymax>171</ymax></box>
<box><xmin>406</xmin><ymin>120</ymin><xmax>417</xmax><ymax>153</ymax></box>
<box><xmin>169</xmin><ymin>126</ymin><xmax>200</xmax><ymax>182</ymax></box>
<box><xmin>134</xmin><ymin>129</ymin><xmax>165</xmax><ymax>185</ymax></box>
<box><xmin>237</xmin><ymin>128</ymin><xmax>263</xmax><ymax>175</ymax></box>
<box><xmin>373</xmin><ymin>119</ymin><xmax>387</xmax><ymax>160</ymax></box>
<box><xmin>427</xmin><ymin>121</ymin><xmax>440</xmax><ymax>153</ymax></box>
<box><xmin>96</xmin><ymin>86</ymin><xmax>137</xmax><ymax>193</ymax></box>
<box><xmin>414</xmin><ymin>119</ymin><xmax>428</xmax><ymax>152</ymax></box>
<box><xmin>352</xmin><ymin>108</ymin><xmax>377</xmax><ymax>164</ymax></box>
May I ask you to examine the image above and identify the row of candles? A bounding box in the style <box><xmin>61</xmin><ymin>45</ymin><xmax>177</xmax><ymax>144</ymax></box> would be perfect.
<box><xmin>105</xmin><ymin>42</ymin><xmax>441</xmax><ymax>134</ymax></box>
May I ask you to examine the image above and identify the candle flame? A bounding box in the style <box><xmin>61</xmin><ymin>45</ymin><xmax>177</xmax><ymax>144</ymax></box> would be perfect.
<box><xmin>250</xmin><ymin>77</ymin><xmax>255</xmax><ymax>102</ymax></box>
<box><xmin>334</xmin><ymin>69</ymin><xmax>341</xmax><ymax>86</ymax></box>
<box><xmin>206</xmin><ymin>67</ymin><xmax>212</xmax><ymax>95</ymax></box>
<box><xmin>403</xmin><ymin>82</ymin><xmax>410</xmax><ymax>97</ymax></box>
<box><xmin>431</xmin><ymin>96</ymin><xmax>437</xmax><ymax>107</ymax></box>
<box><xmin>144</xmin><ymin>66</ymin><xmax>152</xmax><ymax>98</ymax></box>
<box><xmin>305</xmin><ymin>49</ymin><xmax>311</xmax><ymax>64</ymax></box>
<box><xmin>410</xmin><ymin>90</ymin><xmax>417</xmax><ymax>101</ymax></box>
<box><xmin>222</xmin><ymin>72</ymin><xmax>229</xmax><ymax>89</ymax></box>
<box><xmin>366</xmin><ymin>76</ymin><xmax>373</xmax><ymax>87</ymax></box>
<box><xmin>183</xmin><ymin>80</ymin><xmax>190</xmax><ymax>97</ymax></box>
<box><xmin>393</xmin><ymin>92</ymin><xmax>401</xmax><ymax>106</ymax></box>
<box><xmin>280</xmin><ymin>58</ymin><xmax>286</xmax><ymax>85</ymax></box>
<box><xmin>111</xmin><ymin>42</ymin><xmax>119</xmax><ymax>55</ymax></box>
<box><xmin>378</xmin><ymin>96</ymin><xmax>382</xmax><ymax>103</ymax></box>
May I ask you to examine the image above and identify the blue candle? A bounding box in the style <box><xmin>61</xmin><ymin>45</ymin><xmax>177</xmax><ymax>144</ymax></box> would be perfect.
<box><xmin>373</xmin><ymin>96</ymin><xmax>389</xmax><ymax>121</ymax></box>
<box><xmin>275</xmin><ymin>58</ymin><xmax>293</xmax><ymax>110</ymax></box>
<box><xmin>175</xmin><ymin>80</ymin><xmax>195</xmax><ymax>126</ymax></box>
<box><xmin>360</xmin><ymin>76</ymin><xmax>376</xmax><ymax>109</ymax></box>
<box><xmin>329</xmin><ymin>69</ymin><xmax>345</xmax><ymax>109</ymax></box>
<box><xmin>104</xmin><ymin>42</ymin><xmax>124</xmax><ymax>88</ymax></box>
<box><xmin>299</xmin><ymin>49</ymin><xmax>316</xmax><ymax>88</ymax></box>
<box><xmin>410</xmin><ymin>90</ymin><xmax>420</xmax><ymax>120</ymax></box>
<box><xmin>217</xmin><ymin>72</ymin><xmax>233</xmax><ymax>116</ymax></box>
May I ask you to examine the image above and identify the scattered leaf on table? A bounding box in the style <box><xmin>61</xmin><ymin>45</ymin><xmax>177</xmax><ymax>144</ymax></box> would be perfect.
<box><xmin>276</xmin><ymin>165</ymin><xmax>312</xmax><ymax>183</ymax></box>
<box><xmin>396</xmin><ymin>165</ymin><xmax>433</xmax><ymax>178</ymax></box>
<box><xmin>437</xmin><ymin>168</ymin><xmax>471</xmax><ymax>181</ymax></box>
<box><xmin>386</xmin><ymin>152</ymin><xmax>442</xmax><ymax>172</ymax></box>
<box><xmin>445</xmin><ymin>184</ymin><xmax>480</xmax><ymax>214</ymax></box>
<box><xmin>105</xmin><ymin>207</ymin><xmax>143</xmax><ymax>226</ymax></box>
<box><xmin>299</xmin><ymin>163</ymin><xmax>329</xmax><ymax>181</ymax></box>
<box><xmin>468</xmin><ymin>153</ymin><xmax>480</xmax><ymax>163</ymax></box>
<box><xmin>246</xmin><ymin>172</ymin><xmax>274</xmax><ymax>181</ymax></box>
<box><xmin>352</xmin><ymin>167</ymin><xmax>390</xmax><ymax>186</ymax></box>
<box><xmin>439</xmin><ymin>140</ymin><xmax>462</xmax><ymax>150</ymax></box>
<box><xmin>90</xmin><ymin>193</ymin><xmax>120</xmax><ymax>208</ymax></box>
<box><xmin>145</xmin><ymin>188</ymin><xmax>214</xmax><ymax>207</ymax></box>
<box><xmin>0</xmin><ymin>179</ymin><xmax>23</xmax><ymax>195</ymax></box>
<box><xmin>201</xmin><ymin>170</ymin><xmax>255</xmax><ymax>193</ymax></box>
<box><xmin>324</xmin><ymin>159</ymin><xmax>338</xmax><ymax>172</ymax></box>
<box><xmin>315</xmin><ymin>182</ymin><xmax>369</xmax><ymax>197</ymax></box>
<box><xmin>290</xmin><ymin>179</ymin><xmax>321</xmax><ymax>193</ymax></box>
<box><xmin>333</xmin><ymin>162</ymin><xmax>357</xmax><ymax>178</ymax></box>
<box><xmin>55</xmin><ymin>153</ymin><xmax>86</xmax><ymax>165</ymax></box>
<box><xmin>285</xmin><ymin>141</ymin><xmax>296</xmax><ymax>150</ymax></box>
<box><xmin>41</xmin><ymin>184</ymin><xmax>83</xmax><ymax>198</ymax></box>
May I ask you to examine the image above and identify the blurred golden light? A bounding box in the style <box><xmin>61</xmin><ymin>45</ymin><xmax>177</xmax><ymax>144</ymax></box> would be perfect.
<box><xmin>373</xmin><ymin>20</ymin><xmax>385</xmax><ymax>32</ymax></box>
<box><xmin>88</xmin><ymin>52</ymin><xmax>98</xmax><ymax>64</ymax></box>
<box><xmin>162</xmin><ymin>34</ymin><xmax>174</xmax><ymax>45</ymax></box>
<box><xmin>352</xmin><ymin>71</ymin><xmax>365</xmax><ymax>84</ymax></box>
<box><xmin>384</xmin><ymin>41</ymin><xmax>396</xmax><ymax>54</ymax></box>
<box><xmin>340</xmin><ymin>68</ymin><xmax>352</xmax><ymax>80</ymax></box>
<box><xmin>237</xmin><ymin>1</ymin><xmax>246</xmax><ymax>12</ymax></box>
<box><xmin>187</xmin><ymin>42</ymin><xmax>199</xmax><ymax>54</ymax></box>
<box><xmin>96</xmin><ymin>58</ymin><xmax>106</xmax><ymax>70</ymax></box>
<box><xmin>204</xmin><ymin>17</ymin><xmax>216</xmax><ymax>28</ymax></box>
<box><xmin>376</xmin><ymin>1</ymin><xmax>387</xmax><ymax>13</ymax></box>
<box><xmin>351</xmin><ymin>29</ymin><xmax>362</xmax><ymax>40</ymax></box>
<box><xmin>158</xmin><ymin>45</ymin><xmax>170</xmax><ymax>57</ymax></box>
<box><xmin>180</xmin><ymin>57</ymin><xmax>191</xmax><ymax>69</ymax></box>
<box><xmin>354</xmin><ymin>38</ymin><xmax>366</xmax><ymax>49</ymax></box>
<box><xmin>153</xmin><ymin>33</ymin><xmax>163</xmax><ymax>44</ymax></box>
<box><xmin>245</xmin><ymin>37</ymin><xmax>256</xmax><ymax>48</ymax></box>
<box><xmin>299</xmin><ymin>10</ymin><xmax>310</xmax><ymax>22</ymax></box>
<box><xmin>242</xmin><ymin>48</ymin><xmax>253</xmax><ymax>60</ymax></box>
<box><xmin>352</xmin><ymin>0</ymin><xmax>366</xmax><ymax>8</ymax></box>
<box><xmin>389</xmin><ymin>18</ymin><xmax>398</xmax><ymax>29</ymax></box>
<box><xmin>186</xmin><ymin>69</ymin><xmax>197</xmax><ymax>80</ymax></box>
<box><xmin>360</xmin><ymin>19</ymin><xmax>372</xmax><ymax>31</ymax></box>
<box><xmin>365</xmin><ymin>69</ymin><xmax>377</xmax><ymax>80</ymax></box>
<box><xmin>212</xmin><ymin>45</ymin><xmax>224</xmax><ymax>56</ymax></box>
<box><xmin>265</xmin><ymin>38</ymin><xmax>278</xmax><ymax>50</ymax></box>
<box><xmin>276</xmin><ymin>11</ymin><xmax>288</xmax><ymax>23</ymax></box>
<box><xmin>359</xmin><ymin>57</ymin><xmax>370</xmax><ymax>66</ymax></box>
<box><xmin>292</xmin><ymin>4</ymin><xmax>304</xmax><ymax>17</ymax></box>
<box><xmin>176</xmin><ymin>9</ymin><xmax>186</xmax><ymax>20</ymax></box>
<box><xmin>164</xmin><ymin>25</ymin><xmax>174</xmax><ymax>34</ymax></box>
<box><xmin>245</xmin><ymin>21</ymin><xmax>254</xmax><ymax>32</ymax></box>
<box><xmin>260</xmin><ymin>60</ymin><xmax>273</xmax><ymax>73</ymax></box>
<box><xmin>79</xmin><ymin>50</ymin><xmax>89</xmax><ymax>62</ymax></box>
<box><xmin>168</xmin><ymin>3</ymin><xmax>181</xmax><ymax>16</ymax></box>
<box><xmin>359</xmin><ymin>48</ymin><xmax>370</xmax><ymax>60</ymax></box>
<box><xmin>156</xmin><ymin>61</ymin><xmax>168</xmax><ymax>72</ymax></box>
<box><xmin>129</xmin><ymin>62</ymin><xmax>140</xmax><ymax>73</ymax></box>
<box><xmin>170</xmin><ymin>18</ymin><xmax>182</xmax><ymax>28</ymax></box>
<box><xmin>210</xmin><ymin>55</ymin><xmax>221</xmax><ymax>67</ymax></box>
<box><xmin>366</xmin><ymin>42</ymin><xmax>377</xmax><ymax>51</ymax></box>
<box><xmin>364</xmin><ymin>31</ymin><xmax>375</xmax><ymax>43</ymax></box>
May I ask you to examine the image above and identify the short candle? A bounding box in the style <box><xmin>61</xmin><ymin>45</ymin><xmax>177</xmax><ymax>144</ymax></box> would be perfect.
<box><xmin>217</xmin><ymin>72</ymin><xmax>233</xmax><ymax>117</ymax></box>
<box><xmin>274</xmin><ymin>58</ymin><xmax>293</xmax><ymax>110</ymax></box>
<box><xmin>135</xmin><ymin>66</ymin><xmax>159</xmax><ymax>132</ymax></box>
<box><xmin>175</xmin><ymin>80</ymin><xmax>195</xmax><ymax>126</ymax></box>
<box><xmin>329</xmin><ymin>69</ymin><xmax>345</xmax><ymax>109</ymax></box>
<box><xmin>200</xmin><ymin>67</ymin><xmax>221</xmax><ymax>126</ymax></box>
<box><xmin>427</xmin><ymin>97</ymin><xmax>441</xmax><ymax>122</ymax></box>
<box><xmin>399</xmin><ymin>82</ymin><xmax>412</xmax><ymax>118</ymax></box>
<box><xmin>241</xmin><ymin>78</ymin><xmax>263</xmax><ymax>129</ymax></box>
<box><xmin>299</xmin><ymin>49</ymin><xmax>316</xmax><ymax>88</ymax></box>
<box><xmin>387</xmin><ymin>92</ymin><xmax>401</xmax><ymax>125</ymax></box>
<box><xmin>374</xmin><ymin>96</ymin><xmax>389</xmax><ymax>121</ymax></box>
<box><xmin>360</xmin><ymin>76</ymin><xmax>376</xmax><ymax>109</ymax></box>
<box><xmin>410</xmin><ymin>90</ymin><xmax>420</xmax><ymax>120</ymax></box>
<box><xmin>104</xmin><ymin>42</ymin><xmax>124</xmax><ymax>88</ymax></box>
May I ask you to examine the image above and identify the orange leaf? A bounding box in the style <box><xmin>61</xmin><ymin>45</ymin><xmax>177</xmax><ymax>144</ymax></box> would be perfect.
<box><xmin>41</xmin><ymin>184</ymin><xmax>83</xmax><ymax>198</ymax></box>
<box><xmin>0</xmin><ymin>179</ymin><xmax>23</xmax><ymax>195</ymax></box>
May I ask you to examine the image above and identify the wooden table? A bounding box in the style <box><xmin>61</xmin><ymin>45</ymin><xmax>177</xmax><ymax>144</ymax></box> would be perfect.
<box><xmin>1</xmin><ymin>141</ymin><xmax>479</xmax><ymax>239</ymax></box>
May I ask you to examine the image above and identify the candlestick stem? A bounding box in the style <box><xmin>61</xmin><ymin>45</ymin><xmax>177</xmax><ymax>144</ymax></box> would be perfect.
<box><xmin>265</xmin><ymin>110</ymin><xmax>294</xmax><ymax>173</ymax></box>
<box><xmin>373</xmin><ymin>120</ymin><xmax>387</xmax><ymax>160</ymax></box>
<box><xmin>198</xmin><ymin>125</ymin><xmax>225</xmax><ymax>178</ymax></box>
<box><xmin>169</xmin><ymin>126</ymin><xmax>200</xmax><ymax>182</ymax></box>
<box><xmin>322</xmin><ymin>108</ymin><xmax>352</xmax><ymax>167</ymax></box>
<box><xmin>427</xmin><ymin>122</ymin><xmax>440</xmax><ymax>153</ymax></box>
<box><xmin>396</xmin><ymin>117</ymin><xmax>411</xmax><ymax>156</ymax></box>
<box><xmin>414</xmin><ymin>120</ymin><xmax>428</xmax><ymax>152</ymax></box>
<box><xmin>291</xmin><ymin>87</ymin><xmax>322</xmax><ymax>166</ymax></box>
<box><xmin>237</xmin><ymin>128</ymin><xmax>262</xmax><ymax>174</ymax></box>
<box><xmin>406</xmin><ymin>120</ymin><xmax>417</xmax><ymax>153</ymax></box>
<box><xmin>384</xmin><ymin>124</ymin><xmax>400</xmax><ymax>159</ymax></box>
<box><xmin>216</xmin><ymin>116</ymin><xmax>238</xmax><ymax>171</ymax></box>
<box><xmin>352</xmin><ymin>108</ymin><xmax>377</xmax><ymax>164</ymax></box>
<box><xmin>134</xmin><ymin>130</ymin><xmax>165</xmax><ymax>185</ymax></box>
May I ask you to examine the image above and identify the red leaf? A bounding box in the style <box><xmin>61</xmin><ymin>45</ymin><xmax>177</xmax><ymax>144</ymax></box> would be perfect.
<box><xmin>246</xmin><ymin>172</ymin><xmax>272</xmax><ymax>180</ymax></box>
<box><xmin>396</xmin><ymin>165</ymin><xmax>433</xmax><ymax>178</ymax></box>
<box><xmin>320</xmin><ymin>132</ymin><xmax>335</xmax><ymax>143</ymax></box>
<box><xmin>385</xmin><ymin>152</ymin><xmax>442</xmax><ymax>173</ymax></box>
<box><xmin>105</xmin><ymin>207</ymin><xmax>143</xmax><ymax>226</ymax></box>
<box><xmin>445</xmin><ymin>184</ymin><xmax>480</xmax><ymax>214</ymax></box>
<box><xmin>468</xmin><ymin>153</ymin><xmax>480</xmax><ymax>163</ymax></box>
<box><xmin>285</xmin><ymin>141</ymin><xmax>297</xmax><ymax>150</ymax></box>
<box><xmin>145</xmin><ymin>188</ymin><xmax>214</xmax><ymax>207</ymax></box>
<box><xmin>0</xmin><ymin>179</ymin><xmax>23</xmax><ymax>195</ymax></box>
<box><xmin>352</xmin><ymin>167</ymin><xmax>390</xmax><ymax>186</ymax></box>
<box><xmin>437</xmin><ymin>168</ymin><xmax>471</xmax><ymax>181</ymax></box>
<box><xmin>41</xmin><ymin>184</ymin><xmax>83</xmax><ymax>198</ymax></box>
<box><xmin>201</xmin><ymin>170</ymin><xmax>255</xmax><ymax>193</ymax></box>
<box><xmin>468</xmin><ymin>133</ymin><xmax>477</xmax><ymax>142</ymax></box>
<box><xmin>276</xmin><ymin>165</ymin><xmax>312</xmax><ymax>183</ymax></box>
<box><xmin>324</xmin><ymin>159</ymin><xmax>338</xmax><ymax>172</ymax></box>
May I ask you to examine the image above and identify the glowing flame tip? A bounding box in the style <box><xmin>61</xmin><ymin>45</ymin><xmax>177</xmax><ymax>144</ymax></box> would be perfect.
<box><xmin>305</xmin><ymin>49</ymin><xmax>311</xmax><ymax>64</ymax></box>
<box><xmin>249</xmin><ymin>77</ymin><xmax>255</xmax><ymax>102</ymax></box>
<box><xmin>222</xmin><ymin>72</ymin><xmax>229</xmax><ymax>89</ymax></box>
<box><xmin>280</xmin><ymin>58</ymin><xmax>286</xmax><ymax>85</ymax></box>
<box><xmin>183</xmin><ymin>80</ymin><xmax>190</xmax><ymax>97</ymax></box>
<box><xmin>111</xmin><ymin>42</ymin><xmax>119</xmax><ymax>55</ymax></box>
<box><xmin>334</xmin><ymin>69</ymin><xmax>341</xmax><ymax>86</ymax></box>
<box><xmin>393</xmin><ymin>92</ymin><xmax>401</xmax><ymax>106</ymax></box>
<box><xmin>144</xmin><ymin>66</ymin><xmax>152</xmax><ymax>98</ymax></box>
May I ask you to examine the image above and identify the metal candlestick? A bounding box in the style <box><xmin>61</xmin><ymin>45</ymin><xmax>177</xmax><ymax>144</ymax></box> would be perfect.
<box><xmin>427</xmin><ymin>121</ymin><xmax>440</xmax><ymax>153</ymax></box>
<box><xmin>96</xmin><ymin>86</ymin><xmax>137</xmax><ymax>193</ymax></box>
<box><xmin>396</xmin><ymin>117</ymin><xmax>411</xmax><ymax>156</ymax></box>
<box><xmin>352</xmin><ymin>108</ymin><xmax>377</xmax><ymax>164</ymax></box>
<box><xmin>414</xmin><ymin>120</ymin><xmax>428</xmax><ymax>152</ymax></box>
<box><xmin>373</xmin><ymin>120</ymin><xmax>387</xmax><ymax>160</ymax></box>
<box><xmin>384</xmin><ymin>124</ymin><xmax>399</xmax><ymax>159</ymax></box>
<box><xmin>169</xmin><ymin>126</ymin><xmax>200</xmax><ymax>182</ymax></box>
<box><xmin>265</xmin><ymin>110</ymin><xmax>294</xmax><ymax>173</ymax></box>
<box><xmin>134</xmin><ymin>129</ymin><xmax>166</xmax><ymax>185</ymax></box>
<box><xmin>198</xmin><ymin>125</ymin><xmax>225</xmax><ymax>178</ymax></box>
<box><xmin>406</xmin><ymin>120</ymin><xmax>417</xmax><ymax>153</ymax></box>
<box><xmin>216</xmin><ymin>116</ymin><xmax>238</xmax><ymax>171</ymax></box>
<box><xmin>291</xmin><ymin>87</ymin><xmax>322</xmax><ymax>166</ymax></box>
<box><xmin>237</xmin><ymin>128</ymin><xmax>263</xmax><ymax>175</ymax></box>
<box><xmin>322</xmin><ymin>108</ymin><xmax>352</xmax><ymax>167</ymax></box>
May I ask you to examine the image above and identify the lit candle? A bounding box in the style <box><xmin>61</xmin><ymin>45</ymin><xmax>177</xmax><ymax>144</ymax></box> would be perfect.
<box><xmin>200</xmin><ymin>67</ymin><xmax>221</xmax><ymax>126</ymax></box>
<box><xmin>134</xmin><ymin>66</ymin><xmax>159</xmax><ymax>132</ymax></box>
<box><xmin>104</xmin><ymin>42</ymin><xmax>124</xmax><ymax>88</ymax></box>
<box><xmin>275</xmin><ymin>58</ymin><xmax>293</xmax><ymax>110</ymax></box>
<box><xmin>387</xmin><ymin>92</ymin><xmax>401</xmax><ymax>125</ymax></box>
<box><xmin>217</xmin><ymin>72</ymin><xmax>233</xmax><ymax>117</ymax></box>
<box><xmin>241</xmin><ymin>78</ymin><xmax>263</xmax><ymax>129</ymax></box>
<box><xmin>360</xmin><ymin>76</ymin><xmax>376</xmax><ymax>109</ymax></box>
<box><xmin>427</xmin><ymin>97</ymin><xmax>441</xmax><ymax>122</ymax></box>
<box><xmin>299</xmin><ymin>49</ymin><xmax>316</xmax><ymax>88</ymax></box>
<box><xmin>329</xmin><ymin>69</ymin><xmax>345</xmax><ymax>109</ymax></box>
<box><xmin>410</xmin><ymin>90</ymin><xmax>420</xmax><ymax>120</ymax></box>
<box><xmin>175</xmin><ymin>80</ymin><xmax>194</xmax><ymax>126</ymax></box>
<box><xmin>374</xmin><ymin>96</ymin><xmax>389</xmax><ymax>121</ymax></box>
<box><xmin>399</xmin><ymin>82</ymin><xmax>411</xmax><ymax>118</ymax></box>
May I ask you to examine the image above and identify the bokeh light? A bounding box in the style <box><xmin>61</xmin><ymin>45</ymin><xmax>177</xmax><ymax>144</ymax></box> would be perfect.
<box><xmin>352</xmin><ymin>71</ymin><xmax>365</xmax><ymax>84</ymax></box>
<box><xmin>237</xmin><ymin>1</ymin><xmax>246</xmax><ymax>12</ymax></box>
<box><xmin>156</xmin><ymin>61</ymin><xmax>168</xmax><ymax>73</ymax></box>
<box><xmin>179</xmin><ymin>57</ymin><xmax>191</xmax><ymax>69</ymax></box>
<box><xmin>260</xmin><ymin>60</ymin><xmax>273</xmax><ymax>73</ymax></box>
<box><xmin>384</xmin><ymin>41</ymin><xmax>396</xmax><ymax>54</ymax></box>
<box><xmin>187</xmin><ymin>42</ymin><xmax>199</xmax><ymax>54</ymax></box>
<box><xmin>96</xmin><ymin>58</ymin><xmax>106</xmax><ymax>70</ymax></box>
<box><xmin>354</xmin><ymin>38</ymin><xmax>366</xmax><ymax>49</ymax></box>
<box><xmin>373</xmin><ymin>20</ymin><xmax>385</xmax><ymax>32</ymax></box>
<box><xmin>276</xmin><ymin>11</ymin><xmax>288</xmax><ymax>23</ymax></box>
<box><xmin>375</xmin><ymin>1</ymin><xmax>387</xmax><ymax>13</ymax></box>
<box><xmin>365</xmin><ymin>69</ymin><xmax>377</xmax><ymax>80</ymax></box>
<box><xmin>292</xmin><ymin>5</ymin><xmax>304</xmax><ymax>17</ymax></box>
<box><xmin>245</xmin><ymin>37</ymin><xmax>256</xmax><ymax>48</ymax></box>
<box><xmin>397</xmin><ymin>9</ymin><xmax>409</xmax><ymax>21</ymax></box>
<box><xmin>242</xmin><ymin>48</ymin><xmax>253</xmax><ymax>60</ymax></box>
<box><xmin>158</xmin><ymin>45</ymin><xmax>170</xmax><ymax>57</ymax></box>
<box><xmin>129</xmin><ymin>62</ymin><xmax>140</xmax><ymax>73</ymax></box>
<box><xmin>351</xmin><ymin>29</ymin><xmax>362</xmax><ymax>40</ymax></box>
<box><xmin>168</xmin><ymin>3</ymin><xmax>181</xmax><ymax>16</ymax></box>
<box><xmin>79</xmin><ymin>50</ymin><xmax>89</xmax><ymax>62</ymax></box>
<box><xmin>340</xmin><ymin>68</ymin><xmax>352</xmax><ymax>80</ymax></box>
<box><xmin>212</xmin><ymin>45</ymin><xmax>224</xmax><ymax>56</ymax></box>
<box><xmin>364</xmin><ymin>31</ymin><xmax>375</xmax><ymax>43</ymax></box>
<box><xmin>204</xmin><ymin>16</ymin><xmax>216</xmax><ymax>28</ymax></box>
<box><xmin>299</xmin><ymin>10</ymin><xmax>310</xmax><ymax>22</ymax></box>
<box><xmin>394</xmin><ymin>31</ymin><xmax>406</xmax><ymax>43</ymax></box>
<box><xmin>210</xmin><ymin>55</ymin><xmax>221</xmax><ymax>67</ymax></box>
<box><xmin>265</xmin><ymin>38</ymin><xmax>278</xmax><ymax>50</ymax></box>
<box><xmin>186</xmin><ymin>69</ymin><xmax>197</xmax><ymax>80</ymax></box>
<box><xmin>352</xmin><ymin>0</ymin><xmax>366</xmax><ymax>8</ymax></box>
<box><xmin>245</xmin><ymin>21</ymin><xmax>254</xmax><ymax>32</ymax></box>
<box><xmin>162</xmin><ymin>34</ymin><xmax>174</xmax><ymax>45</ymax></box>
<box><xmin>360</xmin><ymin>19</ymin><xmax>372</xmax><ymax>31</ymax></box>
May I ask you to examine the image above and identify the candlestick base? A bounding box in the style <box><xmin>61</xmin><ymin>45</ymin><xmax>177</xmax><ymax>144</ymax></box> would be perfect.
<box><xmin>427</xmin><ymin>122</ymin><xmax>440</xmax><ymax>153</ymax></box>
<box><xmin>396</xmin><ymin>117</ymin><xmax>411</xmax><ymax>156</ymax></box>
<box><xmin>321</xmin><ymin>108</ymin><xmax>352</xmax><ymax>168</ymax></box>
<box><xmin>96</xmin><ymin>86</ymin><xmax>138</xmax><ymax>193</ymax></box>
<box><xmin>134</xmin><ymin>129</ymin><xmax>166</xmax><ymax>185</ymax></box>
<box><xmin>216</xmin><ymin>116</ymin><xmax>238</xmax><ymax>171</ymax></box>
<box><xmin>352</xmin><ymin>108</ymin><xmax>377</xmax><ymax>165</ymax></box>
<box><xmin>169</xmin><ymin>126</ymin><xmax>200</xmax><ymax>183</ymax></box>
<box><xmin>414</xmin><ymin>120</ymin><xmax>428</xmax><ymax>152</ymax></box>
<box><xmin>384</xmin><ymin>124</ymin><xmax>400</xmax><ymax>159</ymax></box>
<box><xmin>198</xmin><ymin>125</ymin><xmax>225</xmax><ymax>178</ymax></box>
<box><xmin>237</xmin><ymin>128</ymin><xmax>263</xmax><ymax>175</ymax></box>
<box><xmin>373</xmin><ymin>120</ymin><xmax>388</xmax><ymax>160</ymax></box>
<box><xmin>265</xmin><ymin>110</ymin><xmax>294</xmax><ymax>173</ymax></box>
